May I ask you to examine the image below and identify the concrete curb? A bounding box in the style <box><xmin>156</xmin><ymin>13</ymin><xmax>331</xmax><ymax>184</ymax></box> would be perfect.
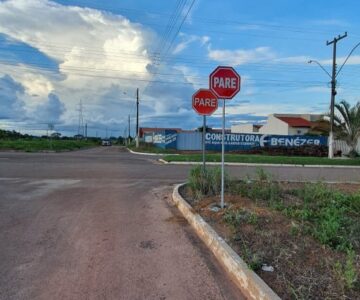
<box><xmin>162</xmin><ymin>160</ymin><xmax>360</xmax><ymax>169</ymax></box>
<box><xmin>127</xmin><ymin>148</ymin><xmax>180</xmax><ymax>157</ymax></box>
<box><xmin>127</xmin><ymin>148</ymin><xmax>164</xmax><ymax>156</ymax></box>
<box><xmin>172</xmin><ymin>184</ymin><xmax>281</xmax><ymax>300</ymax></box>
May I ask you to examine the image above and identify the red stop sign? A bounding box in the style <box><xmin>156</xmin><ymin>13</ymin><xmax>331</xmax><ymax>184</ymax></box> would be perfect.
<box><xmin>209</xmin><ymin>66</ymin><xmax>241</xmax><ymax>99</ymax></box>
<box><xmin>192</xmin><ymin>89</ymin><xmax>218</xmax><ymax>116</ymax></box>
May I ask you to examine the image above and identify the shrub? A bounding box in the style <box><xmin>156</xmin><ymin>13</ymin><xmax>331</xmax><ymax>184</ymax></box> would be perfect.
<box><xmin>334</xmin><ymin>249</ymin><xmax>358</xmax><ymax>289</ymax></box>
<box><xmin>188</xmin><ymin>166</ymin><xmax>228</xmax><ymax>200</ymax></box>
<box><xmin>223</xmin><ymin>208</ymin><xmax>258</xmax><ymax>227</ymax></box>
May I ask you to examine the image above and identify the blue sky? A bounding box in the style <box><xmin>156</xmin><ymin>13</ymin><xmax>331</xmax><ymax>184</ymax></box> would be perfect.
<box><xmin>0</xmin><ymin>0</ymin><xmax>360</xmax><ymax>137</ymax></box>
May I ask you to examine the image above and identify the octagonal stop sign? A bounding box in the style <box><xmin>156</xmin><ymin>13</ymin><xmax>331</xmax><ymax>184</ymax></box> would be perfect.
<box><xmin>209</xmin><ymin>66</ymin><xmax>241</xmax><ymax>99</ymax></box>
<box><xmin>192</xmin><ymin>89</ymin><xmax>218</xmax><ymax>116</ymax></box>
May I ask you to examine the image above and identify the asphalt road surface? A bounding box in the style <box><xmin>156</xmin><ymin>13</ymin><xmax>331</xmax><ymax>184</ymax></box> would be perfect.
<box><xmin>1</xmin><ymin>147</ymin><xmax>358</xmax><ymax>300</ymax></box>
<box><xmin>0</xmin><ymin>147</ymin><xmax>244</xmax><ymax>300</ymax></box>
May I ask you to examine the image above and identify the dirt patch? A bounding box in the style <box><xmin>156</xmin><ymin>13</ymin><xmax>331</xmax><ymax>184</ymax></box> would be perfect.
<box><xmin>181</xmin><ymin>182</ymin><xmax>360</xmax><ymax>299</ymax></box>
<box><xmin>139</xmin><ymin>240</ymin><xmax>156</xmax><ymax>250</ymax></box>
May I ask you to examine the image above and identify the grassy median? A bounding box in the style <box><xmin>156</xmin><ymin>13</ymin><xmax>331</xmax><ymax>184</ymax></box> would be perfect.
<box><xmin>183</xmin><ymin>166</ymin><xmax>360</xmax><ymax>299</ymax></box>
<box><xmin>163</xmin><ymin>153</ymin><xmax>360</xmax><ymax>166</ymax></box>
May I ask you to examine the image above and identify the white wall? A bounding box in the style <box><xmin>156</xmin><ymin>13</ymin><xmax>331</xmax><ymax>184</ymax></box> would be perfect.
<box><xmin>334</xmin><ymin>139</ymin><xmax>360</xmax><ymax>155</ymax></box>
<box><xmin>231</xmin><ymin>124</ymin><xmax>255</xmax><ymax>134</ymax></box>
<box><xmin>259</xmin><ymin>115</ymin><xmax>288</xmax><ymax>135</ymax></box>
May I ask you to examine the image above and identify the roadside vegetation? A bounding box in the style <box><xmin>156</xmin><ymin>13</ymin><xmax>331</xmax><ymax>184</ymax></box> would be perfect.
<box><xmin>334</xmin><ymin>100</ymin><xmax>360</xmax><ymax>158</ymax></box>
<box><xmin>184</xmin><ymin>166</ymin><xmax>360</xmax><ymax>299</ymax></box>
<box><xmin>164</xmin><ymin>153</ymin><xmax>360</xmax><ymax>166</ymax></box>
<box><xmin>0</xmin><ymin>129</ymin><xmax>100</xmax><ymax>152</ymax></box>
<box><xmin>0</xmin><ymin>139</ymin><xmax>99</xmax><ymax>152</ymax></box>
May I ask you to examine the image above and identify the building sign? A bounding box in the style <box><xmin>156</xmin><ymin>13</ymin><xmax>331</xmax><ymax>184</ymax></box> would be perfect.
<box><xmin>152</xmin><ymin>131</ymin><xmax>327</xmax><ymax>151</ymax></box>
<box><xmin>205</xmin><ymin>133</ymin><xmax>327</xmax><ymax>151</ymax></box>
<box><xmin>153</xmin><ymin>130</ymin><xmax>177</xmax><ymax>149</ymax></box>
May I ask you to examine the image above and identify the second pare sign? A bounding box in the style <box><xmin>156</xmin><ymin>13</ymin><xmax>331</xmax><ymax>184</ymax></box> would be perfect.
<box><xmin>192</xmin><ymin>89</ymin><xmax>218</xmax><ymax>116</ymax></box>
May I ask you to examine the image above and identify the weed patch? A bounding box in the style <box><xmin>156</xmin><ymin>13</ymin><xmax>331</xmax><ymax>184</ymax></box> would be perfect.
<box><xmin>188</xmin><ymin>166</ymin><xmax>228</xmax><ymax>200</ymax></box>
<box><xmin>183</xmin><ymin>178</ymin><xmax>360</xmax><ymax>299</ymax></box>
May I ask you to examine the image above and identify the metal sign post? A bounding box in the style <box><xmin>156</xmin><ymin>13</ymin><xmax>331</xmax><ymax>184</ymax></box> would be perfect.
<box><xmin>221</xmin><ymin>99</ymin><xmax>225</xmax><ymax>209</ymax></box>
<box><xmin>192</xmin><ymin>89</ymin><xmax>218</xmax><ymax>172</ymax></box>
<box><xmin>202</xmin><ymin>115</ymin><xmax>206</xmax><ymax>171</ymax></box>
<box><xmin>209</xmin><ymin>66</ymin><xmax>241</xmax><ymax>210</ymax></box>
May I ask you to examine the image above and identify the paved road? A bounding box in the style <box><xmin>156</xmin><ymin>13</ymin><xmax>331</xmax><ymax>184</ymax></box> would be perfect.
<box><xmin>0</xmin><ymin>147</ymin><xmax>243</xmax><ymax>300</ymax></box>
<box><xmin>0</xmin><ymin>147</ymin><xmax>358</xmax><ymax>300</ymax></box>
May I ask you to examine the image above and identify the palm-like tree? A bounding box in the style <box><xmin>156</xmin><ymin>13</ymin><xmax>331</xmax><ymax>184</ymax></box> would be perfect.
<box><xmin>334</xmin><ymin>100</ymin><xmax>360</xmax><ymax>157</ymax></box>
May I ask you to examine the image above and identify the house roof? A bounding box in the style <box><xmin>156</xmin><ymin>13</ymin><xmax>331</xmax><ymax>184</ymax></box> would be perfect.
<box><xmin>277</xmin><ymin>117</ymin><xmax>312</xmax><ymax>128</ymax></box>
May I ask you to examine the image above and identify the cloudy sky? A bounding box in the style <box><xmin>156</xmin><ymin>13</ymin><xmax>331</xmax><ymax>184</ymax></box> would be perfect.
<box><xmin>0</xmin><ymin>0</ymin><xmax>360</xmax><ymax>137</ymax></box>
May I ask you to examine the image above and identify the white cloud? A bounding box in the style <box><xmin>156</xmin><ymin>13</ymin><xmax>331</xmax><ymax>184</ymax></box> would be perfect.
<box><xmin>0</xmin><ymin>0</ymin><xmax>196</xmax><ymax>133</ymax></box>
<box><xmin>208</xmin><ymin>46</ymin><xmax>276</xmax><ymax>66</ymax></box>
<box><xmin>274</xmin><ymin>56</ymin><xmax>310</xmax><ymax>64</ymax></box>
<box><xmin>318</xmin><ymin>55</ymin><xmax>360</xmax><ymax>66</ymax></box>
<box><xmin>172</xmin><ymin>33</ymin><xmax>210</xmax><ymax>54</ymax></box>
<box><xmin>173</xmin><ymin>65</ymin><xmax>204</xmax><ymax>90</ymax></box>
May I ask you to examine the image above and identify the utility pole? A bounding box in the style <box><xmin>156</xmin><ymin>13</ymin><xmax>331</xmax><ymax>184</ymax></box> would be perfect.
<box><xmin>77</xmin><ymin>100</ymin><xmax>84</xmax><ymax>138</ymax></box>
<box><xmin>327</xmin><ymin>32</ymin><xmax>347</xmax><ymax>159</ymax></box>
<box><xmin>128</xmin><ymin>114</ymin><xmax>131</xmax><ymax>145</ymax></box>
<box><xmin>85</xmin><ymin>123</ymin><xmax>87</xmax><ymax>140</ymax></box>
<box><xmin>136</xmin><ymin>88</ymin><xmax>140</xmax><ymax>148</ymax></box>
<box><xmin>123</xmin><ymin>128</ymin><xmax>127</xmax><ymax>146</ymax></box>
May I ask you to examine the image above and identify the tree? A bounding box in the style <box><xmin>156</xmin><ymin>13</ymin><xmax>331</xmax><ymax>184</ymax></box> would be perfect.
<box><xmin>334</xmin><ymin>100</ymin><xmax>360</xmax><ymax>157</ymax></box>
<box><xmin>308</xmin><ymin>118</ymin><xmax>330</xmax><ymax>136</ymax></box>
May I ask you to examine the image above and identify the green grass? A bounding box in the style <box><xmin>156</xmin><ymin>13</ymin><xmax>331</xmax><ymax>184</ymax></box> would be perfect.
<box><xmin>164</xmin><ymin>153</ymin><xmax>360</xmax><ymax>166</ymax></box>
<box><xmin>0</xmin><ymin>139</ymin><xmax>99</xmax><ymax>152</ymax></box>
<box><xmin>230</xmin><ymin>172</ymin><xmax>360</xmax><ymax>252</ymax></box>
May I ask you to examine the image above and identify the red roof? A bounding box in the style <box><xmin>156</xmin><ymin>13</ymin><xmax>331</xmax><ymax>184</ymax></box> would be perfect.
<box><xmin>277</xmin><ymin>117</ymin><xmax>312</xmax><ymax>127</ymax></box>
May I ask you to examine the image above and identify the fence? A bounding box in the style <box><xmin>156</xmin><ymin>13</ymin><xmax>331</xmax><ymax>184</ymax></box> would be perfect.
<box><xmin>334</xmin><ymin>140</ymin><xmax>360</xmax><ymax>155</ymax></box>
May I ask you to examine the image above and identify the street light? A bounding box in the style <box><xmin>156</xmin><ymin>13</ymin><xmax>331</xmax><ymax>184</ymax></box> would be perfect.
<box><xmin>308</xmin><ymin>60</ymin><xmax>331</xmax><ymax>78</ymax></box>
<box><xmin>308</xmin><ymin>38</ymin><xmax>360</xmax><ymax>158</ymax></box>
<box><xmin>308</xmin><ymin>59</ymin><xmax>334</xmax><ymax>158</ymax></box>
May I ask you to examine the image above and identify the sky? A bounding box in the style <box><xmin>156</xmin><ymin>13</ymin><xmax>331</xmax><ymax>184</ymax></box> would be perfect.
<box><xmin>0</xmin><ymin>0</ymin><xmax>360</xmax><ymax>137</ymax></box>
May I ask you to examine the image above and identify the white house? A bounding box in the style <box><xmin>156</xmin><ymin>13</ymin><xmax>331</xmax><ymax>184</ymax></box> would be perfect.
<box><xmin>231</xmin><ymin>124</ymin><xmax>262</xmax><ymax>134</ymax></box>
<box><xmin>231</xmin><ymin>114</ymin><xmax>322</xmax><ymax>135</ymax></box>
<box><xmin>258</xmin><ymin>114</ymin><xmax>322</xmax><ymax>135</ymax></box>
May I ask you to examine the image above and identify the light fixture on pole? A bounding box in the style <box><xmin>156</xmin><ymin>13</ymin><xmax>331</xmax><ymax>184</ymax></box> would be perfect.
<box><xmin>308</xmin><ymin>33</ymin><xmax>360</xmax><ymax>159</ymax></box>
<box><xmin>308</xmin><ymin>59</ymin><xmax>333</xmax><ymax>158</ymax></box>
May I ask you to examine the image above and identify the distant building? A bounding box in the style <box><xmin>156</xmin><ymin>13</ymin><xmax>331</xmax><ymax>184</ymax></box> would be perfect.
<box><xmin>259</xmin><ymin>114</ymin><xmax>322</xmax><ymax>135</ymax></box>
<box><xmin>231</xmin><ymin>114</ymin><xmax>323</xmax><ymax>136</ymax></box>
<box><xmin>231</xmin><ymin>124</ymin><xmax>262</xmax><ymax>134</ymax></box>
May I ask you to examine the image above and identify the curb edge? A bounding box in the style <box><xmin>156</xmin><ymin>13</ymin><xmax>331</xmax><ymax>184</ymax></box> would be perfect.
<box><xmin>172</xmin><ymin>183</ymin><xmax>281</xmax><ymax>300</ymax></box>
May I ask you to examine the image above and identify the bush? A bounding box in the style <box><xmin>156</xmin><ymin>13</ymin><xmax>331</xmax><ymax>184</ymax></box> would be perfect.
<box><xmin>235</xmin><ymin>169</ymin><xmax>282</xmax><ymax>204</ymax></box>
<box><xmin>348</xmin><ymin>149</ymin><xmax>359</xmax><ymax>158</ymax></box>
<box><xmin>188</xmin><ymin>166</ymin><xmax>228</xmax><ymax>200</ymax></box>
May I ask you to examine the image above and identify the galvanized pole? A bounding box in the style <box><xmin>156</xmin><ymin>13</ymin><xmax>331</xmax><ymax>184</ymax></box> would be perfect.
<box><xmin>202</xmin><ymin>115</ymin><xmax>206</xmax><ymax>171</ymax></box>
<box><xmin>221</xmin><ymin>99</ymin><xmax>225</xmax><ymax>209</ymax></box>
